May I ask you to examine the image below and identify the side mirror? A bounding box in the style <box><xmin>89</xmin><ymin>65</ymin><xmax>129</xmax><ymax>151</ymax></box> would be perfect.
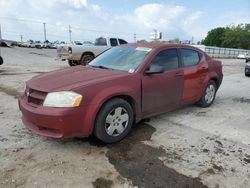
<box><xmin>145</xmin><ymin>64</ymin><xmax>164</xmax><ymax>75</ymax></box>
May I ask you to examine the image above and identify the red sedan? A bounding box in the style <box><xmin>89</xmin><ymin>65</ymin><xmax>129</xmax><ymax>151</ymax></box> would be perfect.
<box><xmin>19</xmin><ymin>43</ymin><xmax>223</xmax><ymax>143</ymax></box>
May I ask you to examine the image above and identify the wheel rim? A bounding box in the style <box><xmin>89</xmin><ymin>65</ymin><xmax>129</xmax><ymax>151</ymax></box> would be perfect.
<box><xmin>205</xmin><ymin>84</ymin><xmax>215</xmax><ymax>104</ymax></box>
<box><xmin>83</xmin><ymin>55</ymin><xmax>93</xmax><ymax>65</ymax></box>
<box><xmin>105</xmin><ymin>107</ymin><xmax>129</xmax><ymax>137</ymax></box>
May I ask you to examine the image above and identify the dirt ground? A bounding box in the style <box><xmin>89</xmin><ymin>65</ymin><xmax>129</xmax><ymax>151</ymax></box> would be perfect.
<box><xmin>0</xmin><ymin>47</ymin><xmax>249</xmax><ymax>188</ymax></box>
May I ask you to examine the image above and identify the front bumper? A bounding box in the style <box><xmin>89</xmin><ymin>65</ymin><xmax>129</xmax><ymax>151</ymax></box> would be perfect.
<box><xmin>18</xmin><ymin>95</ymin><xmax>94</xmax><ymax>138</ymax></box>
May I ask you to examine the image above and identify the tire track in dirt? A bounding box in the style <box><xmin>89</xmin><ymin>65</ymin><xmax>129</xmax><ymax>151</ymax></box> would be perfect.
<box><xmin>105</xmin><ymin>123</ymin><xmax>208</xmax><ymax>188</ymax></box>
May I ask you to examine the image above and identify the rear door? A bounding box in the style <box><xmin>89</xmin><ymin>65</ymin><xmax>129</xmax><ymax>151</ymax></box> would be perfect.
<box><xmin>142</xmin><ymin>48</ymin><xmax>184</xmax><ymax>116</ymax></box>
<box><xmin>179</xmin><ymin>48</ymin><xmax>208</xmax><ymax>104</ymax></box>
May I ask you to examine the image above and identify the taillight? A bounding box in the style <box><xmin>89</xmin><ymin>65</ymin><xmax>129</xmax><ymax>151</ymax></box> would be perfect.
<box><xmin>68</xmin><ymin>47</ymin><xmax>72</xmax><ymax>54</ymax></box>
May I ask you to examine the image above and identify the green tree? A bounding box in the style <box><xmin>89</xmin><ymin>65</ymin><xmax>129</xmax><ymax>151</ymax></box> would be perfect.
<box><xmin>222</xmin><ymin>24</ymin><xmax>250</xmax><ymax>49</ymax></box>
<box><xmin>203</xmin><ymin>27</ymin><xmax>226</xmax><ymax>47</ymax></box>
<box><xmin>137</xmin><ymin>39</ymin><xmax>147</xmax><ymax>43</ymax></box>
<box><xmin>202</xmin><ymin>24</ymin><xmax>250</xmax><ymax>49</ymax></box>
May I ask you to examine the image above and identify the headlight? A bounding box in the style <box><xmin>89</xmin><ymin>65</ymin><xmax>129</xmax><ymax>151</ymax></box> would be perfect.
<box><xmin>43</xmin><ymin>91</ymin><xmax>82</xmax><ymax>107</ymax></box>
<box><xmin>247</xmin><ymin>62</ymin><xmax>250</xmax><ymax>66</ymax></box>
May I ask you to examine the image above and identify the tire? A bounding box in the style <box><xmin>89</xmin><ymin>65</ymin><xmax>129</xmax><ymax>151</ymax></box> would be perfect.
<box><xmin>94</xmin><ymin>98</ymin><xmax>134</xmax><ymax>143</ymax></box>
<box><xmin>80</xmin><ymin>54</ymin><xmax>94</xmax><ymax>66</ymax></box>
<box><xmin>245</xmin><ymin>72</ymin><xmax>250</xmax><ymax>77</ymax></box>
<box><xmin>68</xmin><ymin>60</ymin><xmax>79</xmax><ymax>66</ymax></box>
<box><xmin>198</xmin><ymin>80</ymin><xmax>217</xmax><ymax>108</ymax></box>
<box><xmin>0</xmin><ymin>56</ymin><xmax>3</xmax><ymax>65</ymax></box>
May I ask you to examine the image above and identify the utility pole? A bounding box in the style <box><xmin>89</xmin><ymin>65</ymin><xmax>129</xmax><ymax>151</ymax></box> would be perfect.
<box><xmin>20</xmin><ymin>35</ymin><xmax>23</xmax><ymax>42</ymax></box>
<box><xmin>0</xmin><ymin>24</ymin><xmax>2</xmax><ymax>41</ymax></box>
<box><xmin>43</xmin><ymin>22</ymin><xmax>47</xmax><ymax>42</ymax></box>
<box><xmin>134</xmin><ymin>33</ymin><xmax>137</xmax><ymax>43</ymax></box>
<box><xmin>69</xmin><ymin>25</ymin><xmax>72</xmax><ymax>42</ymax></box>
<box><xmin>154</xmin><ymin>29</ymin><xmax>157</xmax><ymax>41</ymax></box>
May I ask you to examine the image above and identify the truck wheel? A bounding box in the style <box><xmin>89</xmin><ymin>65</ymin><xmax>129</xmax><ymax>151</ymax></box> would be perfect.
<box><xmin>68</xmin><ymin>60</ymin><xmax>78</xmax><ymax>66</ymax></box>
<box><xmin>0</xmin><ymin>56</ymin><xmax>3</xmax><ymax>65</ymax></box>
<box><xmin>198</xmin><ymin>80</ymin><xmax>217</xmax><ymax>108</ymax></box>
<box><xmin>80</xmin><ymin>54</ymin><xmax>94</xmax><ymax>66</ymax></box>
<box><xmin>94</xmin><ymin>98</ymin><xmax>134</xmax><ymax>143</ymax></box>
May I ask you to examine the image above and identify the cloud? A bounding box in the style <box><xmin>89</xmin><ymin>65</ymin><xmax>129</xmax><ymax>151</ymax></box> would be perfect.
<box><xmin>0</xmin><ymin>1</ymin><xmax>248</xmax><ymax>43</ymax></box>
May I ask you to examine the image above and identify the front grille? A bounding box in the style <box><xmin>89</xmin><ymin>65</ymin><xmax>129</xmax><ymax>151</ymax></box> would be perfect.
<box><xmin>27</xmin><ymin>89</ymin><xmax>47</xmax><ymax>107</ymax></box>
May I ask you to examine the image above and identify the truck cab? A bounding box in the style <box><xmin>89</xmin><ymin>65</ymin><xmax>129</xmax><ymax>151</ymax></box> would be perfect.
<box><xmin>57</xmin><ymin>37</ymin><xmax>128</xmax><ymax>66</ymax></box>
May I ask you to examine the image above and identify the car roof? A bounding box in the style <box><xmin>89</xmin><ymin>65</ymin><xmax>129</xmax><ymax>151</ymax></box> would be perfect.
<box><xmin>125</xmin><ymin>42</ymin><xmax>195</xmax><ymax>49</ymax></box>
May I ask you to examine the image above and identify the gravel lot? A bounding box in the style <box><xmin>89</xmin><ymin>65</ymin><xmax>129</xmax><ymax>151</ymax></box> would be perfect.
<box><xmin>0</xmin><ymin>47</ymin><xmax>249</xmax><ymax>188</ymax></box>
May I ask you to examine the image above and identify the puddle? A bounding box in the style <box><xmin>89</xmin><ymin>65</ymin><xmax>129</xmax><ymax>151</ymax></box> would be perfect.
<box><xmin>106</xmin><ymin>123</ymin><xmax>208</xmax><ymax>188</ymax></box>
<box><xmin>92</xmin><ymin>177</ymin><xmax>113</xmax><ymax>188</ymax></box>
<box><xmin>232</xmin><ymin>97</ymin><xmax>250</xmax><ymax>104</ymax></box>
<box><xmin>29</xmin><ymin>52</ymin><xmax>49</xmax><ymax>57</ymax></box>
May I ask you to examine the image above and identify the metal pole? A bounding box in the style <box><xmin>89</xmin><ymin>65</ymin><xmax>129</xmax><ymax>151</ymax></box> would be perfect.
<box><xmin>20</xmin><ymin>35</ymin><xmax>23</xmax><ymax>42</ymax></box>
<box><xmin>43</xmin><ymin>22</ymin><xmax>47</xmax><ymax>42</ymax></box>
<box><xmin>0</xmin><ymin>24</ymin><xmax>2</xmax><ymax>41</ymax></box>
<box><xmin>69</xmin><ymin>25</ymin><xmax>72</xmax><ymax>42</ymax></box>
<box><xmin>134</xmin><ymin>33</ymin><xmax>136</xmax><ymax>43</ymax></box>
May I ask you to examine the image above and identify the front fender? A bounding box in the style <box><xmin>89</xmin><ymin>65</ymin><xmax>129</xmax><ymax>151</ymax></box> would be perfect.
<box><xmin>80</xmin><ymin>85</ymin><xmax>141</xmax><ymax>135</ymax></box>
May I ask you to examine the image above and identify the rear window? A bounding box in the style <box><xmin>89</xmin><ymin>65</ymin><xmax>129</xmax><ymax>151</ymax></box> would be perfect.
<box><xmin>110</xmin><ymin>38</ymin><xmax>118</xmax><ymax>47</ymax></box>
<box><xmin>180</xmin><ymin>49</ymin><xmax>200</xmax><ymax>67</ymax></box>
<box><xmin>118</xmin><ymin>39</ymin><xmax>128</xmax><ymax>45</ymax></box>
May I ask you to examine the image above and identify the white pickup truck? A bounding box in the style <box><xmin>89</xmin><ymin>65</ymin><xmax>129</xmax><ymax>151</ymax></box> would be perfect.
<box><xmin>57</xmin><ymin>37</ymin><xmax>128</xmax><ymax>66</ymax></box>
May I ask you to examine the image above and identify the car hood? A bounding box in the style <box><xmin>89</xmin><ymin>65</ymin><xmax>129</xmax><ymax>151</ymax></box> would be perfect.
<box><xmin>27</xmin><ymin>66</ymin><xmax>129</xmax><ymax>92</ymax></box>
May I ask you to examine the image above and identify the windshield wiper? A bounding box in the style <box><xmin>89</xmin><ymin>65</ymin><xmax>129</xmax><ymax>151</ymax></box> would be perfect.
<box><xmin>89</xmin><ymin>65</ymin><xmax>113</xmax><ymax>70</ymax></box>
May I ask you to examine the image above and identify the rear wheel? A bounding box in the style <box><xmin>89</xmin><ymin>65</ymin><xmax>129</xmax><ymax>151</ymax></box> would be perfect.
<box><xmin>94</xmin><ymin>98</ymin><xmax>133</xmax><ymax>143</ymax></box>
<box><xmin>80</xmin><ymin>54</ymin><xmax>94</xmax><ymax>66</ymax></box>
<box><xmin>198</xmin><ymin>80</ymin><xmax>217</xmax><ymax>108</ymax></box>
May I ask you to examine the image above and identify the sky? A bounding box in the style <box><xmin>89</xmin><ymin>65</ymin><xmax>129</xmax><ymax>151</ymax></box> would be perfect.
<box><xmin>0</xmin><ymin>0</ymin><xmax>249</xmax><ymax>43</ymax></box>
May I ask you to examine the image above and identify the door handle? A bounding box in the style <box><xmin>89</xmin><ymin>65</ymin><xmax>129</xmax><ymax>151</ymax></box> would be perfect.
<box><xmin>175</xmin><ymin>72</ymin><xmax>183</xmax><ymax>76</ymax></box>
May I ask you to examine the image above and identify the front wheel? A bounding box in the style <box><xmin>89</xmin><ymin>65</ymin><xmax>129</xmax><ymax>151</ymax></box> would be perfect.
<box><xmin>94</xmin><ymin>98</ymin><xmax>134</xmax><ymax>143</ymax></box>
<box><xmin>198</xmin><ymin>80</ymin><xmax>217</xmax><ymax>108</ymax></box>
<box><xmin>80</xmin><ymin>54</ymin><xmax>94</xmax><ymax>66</ymax></box>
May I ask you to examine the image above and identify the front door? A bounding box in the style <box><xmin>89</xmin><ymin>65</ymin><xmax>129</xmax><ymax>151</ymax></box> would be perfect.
<box><xmin>142</xmin><ymin>48</ymin><xmax>184</xmax><ymax>117</ymax></box>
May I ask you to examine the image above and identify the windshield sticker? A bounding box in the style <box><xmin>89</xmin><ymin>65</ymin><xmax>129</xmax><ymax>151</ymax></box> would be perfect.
<box><xmin>136</xmin><ymin>47</ymin><xmax>152</xmax><ymax>52</ymax></box>
<box><xmin>128</xmin><ymin>69</ymin><xmax>135</xmax><ymax>73</ymax></box>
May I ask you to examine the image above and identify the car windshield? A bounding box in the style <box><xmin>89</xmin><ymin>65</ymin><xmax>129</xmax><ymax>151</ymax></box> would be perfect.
<box><xmin>89</xmin><ymin>46</ymin><xmax>152</xmax><ymax>72</ymax></box>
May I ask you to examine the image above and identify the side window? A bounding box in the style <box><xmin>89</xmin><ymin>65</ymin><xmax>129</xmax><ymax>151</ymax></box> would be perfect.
<box><xmin>118</xmin><ymin>39</ymin><xmax>128</xmax><ymax>45</ymax></box>
<box><xmin>95</xmin><ymin>37</ymin><xmax>107</xmax><ymax>46</ymax></box>
<box><xmin>150</xmin><ymin>49</ymin><xmax>179</xmax><ymax>71</ymax></box>
<box><xmin>110</xmin><ymin>38</ymin><xmax>118</xmax><ymax>47</ymax></box>
<box><xmin>180</xmin><ymin>49</ymin><xmax>200</xmax><ymax>67</ymax></box>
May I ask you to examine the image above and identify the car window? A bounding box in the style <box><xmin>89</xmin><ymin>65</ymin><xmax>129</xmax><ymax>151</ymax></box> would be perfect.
<box><xmin>150</xmin><ymin>49</ymin><xmax>179</xmax><ymax>71</ymax></box>
<box><xmin>89</xmin><ymin>46</ymin><xmax>151</xmax><ymax>72</ymax></box>
<box><xmin>118</xmin><ymin>39</ymin><xmax>127</xmax><ymax>45</ymax></box>
<box><xmin>95</xmin><ymin>38</ymin><xmax>107</xmax><ymax>46</ymax></box>
<box><xmin>180</xmin><ymin>49</ymin><xmax>200</xmax><ymax>66</ymax></box>
<box><xmin>110</xmin><ymin>38</ymin><xmax>118</xmax><ymax>46</ymax></box>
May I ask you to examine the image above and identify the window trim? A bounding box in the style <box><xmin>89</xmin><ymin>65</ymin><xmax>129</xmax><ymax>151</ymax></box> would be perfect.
<box><xmin>179</xmin><ymin>48</ymin><xmax>201</xmax><ymax>68</ymax></box>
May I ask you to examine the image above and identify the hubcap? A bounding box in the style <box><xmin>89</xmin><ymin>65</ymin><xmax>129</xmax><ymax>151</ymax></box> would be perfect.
<box><xmin>105</xmin><ymin>107</ymin><xmax>129</xmax><ymax>137</ymax></box>
<box><xmin>85</xmin><ymin>56</ymin><xmax>93</xmax><ymax>63</ymax></box>
<box><xmin>205</xmin><ymin>84</ymin><xmax>215</xmax><ymax>104</ymax></box>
